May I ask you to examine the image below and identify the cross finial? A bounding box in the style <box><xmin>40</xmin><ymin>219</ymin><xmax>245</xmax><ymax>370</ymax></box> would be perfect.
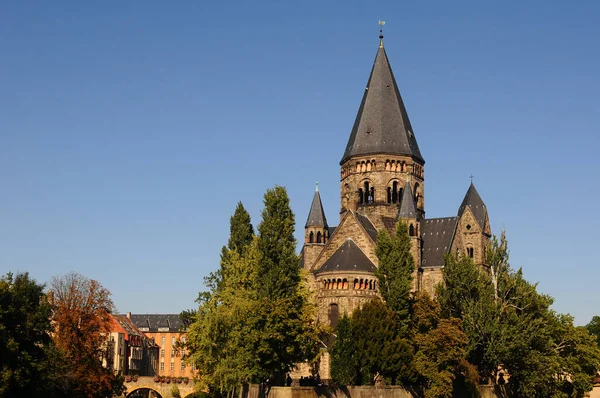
<box><xmin>379</xmin><ymin>20</ymin><xmax>385</xmax><ymax>48</ymax></box>
<box><xmin>315</xmin><ymin>182</ymin><xmax>319</xmax><ymax>192</ymax></box>
<box><xmin>469</xmin><ymin>174</ymin><xmax>474</xmax><ymax>184</ymax></box>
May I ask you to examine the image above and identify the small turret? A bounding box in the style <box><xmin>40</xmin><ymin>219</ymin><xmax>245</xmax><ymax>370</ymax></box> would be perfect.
<box><xmin>302</xmin><ymin>184</ymin><xmax>329</xmax><ymax>270</ymax></box>
<box><xmin>397</xmin><ymin>182</ymin><xmax>421</xmax><ymax>288</ymax></box>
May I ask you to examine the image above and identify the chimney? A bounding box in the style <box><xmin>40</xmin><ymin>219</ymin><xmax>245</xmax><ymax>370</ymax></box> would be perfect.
<box><xmin>126</xmin><ymin>312</ymin><xmax>131</xmax><ymax>319</ymax></box>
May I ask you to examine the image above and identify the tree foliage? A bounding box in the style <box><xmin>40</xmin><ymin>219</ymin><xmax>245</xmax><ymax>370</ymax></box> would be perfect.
<box><xmin>329</xmin><ymin>315</ymin><xmax>356</xmax><ymax>385</ymax></box>
<box><xmin>411</xmin><ymin>292</ymin><xmax>476</xmax><ymax>398</ymax></box>
<box><xmin>0</xmin><ymin>272</ymin><xmax>59</xmax><ymax>397</ymax></box>
<box><xmin>585</xmin><ymin>316</ymin><xmax>600</xmax><ymax>347</ymax></box>
<box><xmin>438</xmin><ymin>232</ymin><xmax>600</xmax><ymax>397</ymax></box>
<box><xmin>186</xmin><ymin>189</ymin><xmax>322</xmax><ymax>394</ymax></box>
<box><xmin>50</xmin><ymin>272</ymin><xmax>125</xmax><ymax>398</ymax></box>
<box><xmin>375</xmin><ymin>221</ymin><xmax>414</xmax><ymax>319</ymax></box>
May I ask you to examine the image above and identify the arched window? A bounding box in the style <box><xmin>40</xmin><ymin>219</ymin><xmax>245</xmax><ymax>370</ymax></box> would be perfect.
<box><xmin>369</xmin><ymin>187</ymin><xmax>375</xmax><ymax>204</ymax></box>
<box><xmin>414</xmin><ymin>183</ymin><xmax>420</xmax><ymax>203</ymax></box>
<box><xmin>399</xmin><ymin>187</ymin><xmax>404</xmax><ymax>204</ymax></box>
<box><xmin>337</xmin><ymin>278</ymin><xmax>342</xmax><ymax>289</ymax></box>
<box><xmin>467</xmin><ymin>247</ymin><xmax>474</xmax><ymax>258</ymax></box>
<box><xmin>316</xmin><ymin>231</ymin><xmax>322</xmax><ymax>243</ymax></box>
<box><xmin>358</xmin><ymin>188</ymin><xmax>364</xmax><ymax>204</ymax></box>
<box><xmin>354</xmin><ymin>278</ymin><xmax>359</xmax><ymax>289</ymax></box>
<box><xmin>363</xmin><ymin>182</ymin><xmax>370</xmax><ymax>203</ymax></box>
<box><xmin>309</xmin><ymin>231</ymin><xmax>314</xmax><ymax>243</ymax></box>
<box><xmin>343</xmin><ymin>279</ymin><xmax>348</xmax><ymax>289</ymax></box>
<box><xmin>387</xmin><ymin>187</ymin><xmax>392</xmax><ymax>204</ymax></box>
<box><xmin>409</xmin><ymin>224</ymin><xmax>415</xmax><ymax>236</ymax></box>
<box><xmin>329</xmin><ymin>304</ymin><xmax>339</xmax><ymax>328</ymax></box>
<box><xmin>392</xmin><ymin>181</ymin><xmax>398</xmax><ymax>203</ymax></box>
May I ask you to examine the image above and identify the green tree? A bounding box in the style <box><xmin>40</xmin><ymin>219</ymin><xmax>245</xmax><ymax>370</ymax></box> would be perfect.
<box><xmin>585</xmin><ymin>315</ymin><xmax>600</xmax><ymax>347</ymax></box>
<box><xmin>438</xmin><ymin>233</ymin><xmax>600</xmax><ymax>397</ymax></box>
<box><xmin>228</xmin><ymin>202</ymin><xmax>254</xmax><ymax>256</ymax></box>
<box><xmin>186</xmin><ymin>238</ymin><xmax>261</xmax><ymax>395</ymax></box>
<box><xmin>375</xmin><ymin>221</ymin><xmax>414</xmax><ymax>319</ymax></box>
<box><xmin>0</xmin><ymin>272</ymin><xmax>60</xmax><ymax>397</ymax></box>
<box><xmin>252</xmin><ymin>186</ymin><xmax>321</xmax><ymax>385</ymax></box>
<box><xmin>350</xmin><ymin>299</ymin><xmax>413</xmax><ymax>385</ymax></box>
<box><xmin>186</xmin><ymin>190</ymin><xmax>321</xmax><ymax>393</ymax></box>
<box><xmin>329</xmin><ymin>315</ymin><xmax>356</xmax><ymax>385</ymax></box>
<box><xmin>411</xmin><ymin>292</ymin><xmax>476</xmax><ymax>398</ymax></box>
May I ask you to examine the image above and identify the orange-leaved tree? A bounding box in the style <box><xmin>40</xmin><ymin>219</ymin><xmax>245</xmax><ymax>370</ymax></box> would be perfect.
<box><xmin>50</xmin><ymin>272</ymin><xmax>125</xmax><ymax>398</ymax></box>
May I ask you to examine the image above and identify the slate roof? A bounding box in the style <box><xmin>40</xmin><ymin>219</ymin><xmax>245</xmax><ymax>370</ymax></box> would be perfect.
<box><xmin>341</xmin><ymin>40</ymin><xmax>424</xmax><ymax>164</ymax></box>
<box><xmin>457</xmin><ymin>183</ymin><xmax>487</xmax><ymax>228</ymax></box>
<box><xmin>420</xmin><ymin>217</ymin><xmax>458</xmax><ymax>268</ymax></box>
<box><xmin>355</xmin><ymin>212</ymin><xmax>378</xmax><ymax>242</ymax></box>
<box><xmin>305</xmin><ymin>187</ymin><xmax>328</xmax><ymax>228</ymax></box>
<box><xmin>398</xmin><ymin>182</ymin><xmax>417</xmax><ymax>219</ymax></box>
<box><xmin>112</xmin><ymin>315</ymin><xmax>145</xmax><ymax>338</ymax></box>
<box><xmin>129</xmin><ymin>314</ymin><xmax>182</xmax><ymax>332</ymax></box>
<box><xmin>328</xmin><ymin>226</ymin><xmax>337</xmax><ymax>237</ymax></box>
<box><xmin>315</xmin><ymin>239</ymin><xmax>376</xmax><ymax>274</ymax></box>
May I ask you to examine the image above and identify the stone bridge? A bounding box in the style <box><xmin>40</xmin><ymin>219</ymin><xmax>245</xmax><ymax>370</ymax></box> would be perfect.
<box><xmin>124</xmin><ymin>376</ymin><xmax>196</xmax><ymax>398</ymax></box>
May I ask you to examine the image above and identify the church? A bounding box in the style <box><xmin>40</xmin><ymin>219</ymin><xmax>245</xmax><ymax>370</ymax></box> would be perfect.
<box><xmin>300</xmin><ymin>33</ymin><xmax>492</xmax><ymax>330</ymax></box>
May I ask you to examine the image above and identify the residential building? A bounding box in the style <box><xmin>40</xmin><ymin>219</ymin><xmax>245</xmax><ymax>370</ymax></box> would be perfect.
<box><xmin>128</xmin><ymin>313</ymin><xmax>194</xmax><ymax>378</ymax></box>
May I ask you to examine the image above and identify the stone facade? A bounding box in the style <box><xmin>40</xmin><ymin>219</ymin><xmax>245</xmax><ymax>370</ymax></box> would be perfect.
<box><xmin>299</xmin><ymin>35</ymin><xmax>492</xmax><ymax>379</ymax></box>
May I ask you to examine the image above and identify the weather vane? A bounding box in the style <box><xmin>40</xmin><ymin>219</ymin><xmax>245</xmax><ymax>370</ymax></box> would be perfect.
<box><xmin>470</xmin><ymin>174</ymin><xmax>474</xmax><ymax>184</ymax></box>
<box><xmin>379</xmin><ymin>20</ymin><xmax>385</xmax><ymax>47</ymax></box>
<box><xmin>316</xmin><ymin>182</ymin><xmax>319</xmax><ymax>192</ymax></box>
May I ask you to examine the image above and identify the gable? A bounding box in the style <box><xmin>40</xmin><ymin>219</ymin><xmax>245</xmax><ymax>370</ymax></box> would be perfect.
<box><xmin>310</xmin><ymin>211</ymin><xmax>378</xmax><ymax>273</ymax></box>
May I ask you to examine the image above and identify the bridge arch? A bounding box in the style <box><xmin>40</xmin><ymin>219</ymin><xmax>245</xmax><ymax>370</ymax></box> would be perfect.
<box><xmin>126</xmin><ymin>387</ymin><xmax>163</xmax><ymax>398</ymax></box>
<box><xmin>124</xmin><ymin>376</ymin><xmax>195</xmax><ymax>398</ymax></box>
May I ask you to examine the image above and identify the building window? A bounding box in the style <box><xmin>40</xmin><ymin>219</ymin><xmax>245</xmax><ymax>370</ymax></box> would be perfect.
<box><xmin>191</xmin><ymin>363</ymin><xmax>195</xmax><ymax>371</ymax></box>
<box><xmin>181</xmin><ymin>363</ymin><xmax>186</xmax><ymax>371</ymax></box>
<box><xmin>161</xmin><ymin>349</ymin><xmax>165</xmax><ymax>358</ymax></box>
<box><xmin>316</xmin><ymin>231</ymin><xmax>322</xmax><ymax>243</ymax></box>
<box><xmin>161</xmin><ymin>337</ymin><xmax>165</xmax><ymax>347</ymax></box>
<box><xmin>171</xmin><ymin>362</ymin><xmax>175</xmax><ymax>371</ymax></box>
<box><xmin>160</xmin><ymin>362</ymin><xmax>164</xmax><ymax>371</ymax></box>
<box><xmin>309</xmin><ymin>231</ymin><xmax>314</xmax><ymax>243</ymax></box>
<box><xmin>409</xmin><ymin>224</ymin><xmax>415</xmax><ymax>236</ymax></box>
<box><xmin>171</xmin><ymin>337</ymin><xmax>175</xmax><ymax>346</ymax></box>
<box><xmin>467</xmin><ymin>247</ymin><xmax>474</xmax><ymax>258</ymax></box>
<box><xmin>171</xmin><ymin>350</ymin><xmax>175</xmax><ymax>358</ymax></box>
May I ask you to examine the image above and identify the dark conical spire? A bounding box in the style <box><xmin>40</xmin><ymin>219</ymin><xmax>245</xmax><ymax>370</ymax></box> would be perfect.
<box><xmin>398</xmin><ymin>181</ymin><xmax>417</xmax><ymax>219</ymax></box>
<box><xmin>341</xmin><ymin>38</ymin><xmax>424</xmax><ymax>165</ymax></box>
<box><xmin>305</xmin><ymin>184</ymin><xmax>328</xmax><ymax>228</ymax></box>
<box><xmin>457</xmin><ymin>183</ymin><xmax>487</xmax><ymax>228</ymax></box>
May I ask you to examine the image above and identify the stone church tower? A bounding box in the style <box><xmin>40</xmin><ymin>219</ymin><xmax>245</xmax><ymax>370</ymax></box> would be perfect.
<box><xmin>300</xmin><ymin>33</ymin><xmax>492</xmax><ymax>338</ymax></box>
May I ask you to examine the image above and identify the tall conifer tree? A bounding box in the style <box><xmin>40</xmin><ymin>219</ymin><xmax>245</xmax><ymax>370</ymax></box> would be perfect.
<box><xmin>375</xmin><ymin>221</ymin><xmax>414</xmax><ymax>319</ymax></box>
<box><xmin>228</xmin><ymin>202</ymin><xmax>254</xmax><ymax>256</ymax></box>
<box><xmin>253</xmin><ymin>186</ymin><xmax>319</xmax><ymax>385</ymax></box>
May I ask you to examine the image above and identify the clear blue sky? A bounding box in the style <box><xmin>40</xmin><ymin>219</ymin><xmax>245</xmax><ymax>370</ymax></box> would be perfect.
<box><xmin>1</xmin><ymin>1</ymin><xmax>599</xmax><ymax>324</ymax></box>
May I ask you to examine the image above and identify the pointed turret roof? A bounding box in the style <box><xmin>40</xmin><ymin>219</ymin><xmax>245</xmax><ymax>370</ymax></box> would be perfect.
<box><xmin>398</xmin><ymin>181</ymin><xmax>417</xmax><ymax>219</ymax></box>
<box><xmin>457</xmin><ymin>183</ymin><xmax>487</xmax><ymax>228</ymax></box>
<box><xmin>341</xmin><ymin>38</ymin><xmax>424</xmax><ymax>164</ymax></box>
<box><xmin>305</xmin><ymin>184</ymin><xmax>328</xmax><ymax>228</ymax></box>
